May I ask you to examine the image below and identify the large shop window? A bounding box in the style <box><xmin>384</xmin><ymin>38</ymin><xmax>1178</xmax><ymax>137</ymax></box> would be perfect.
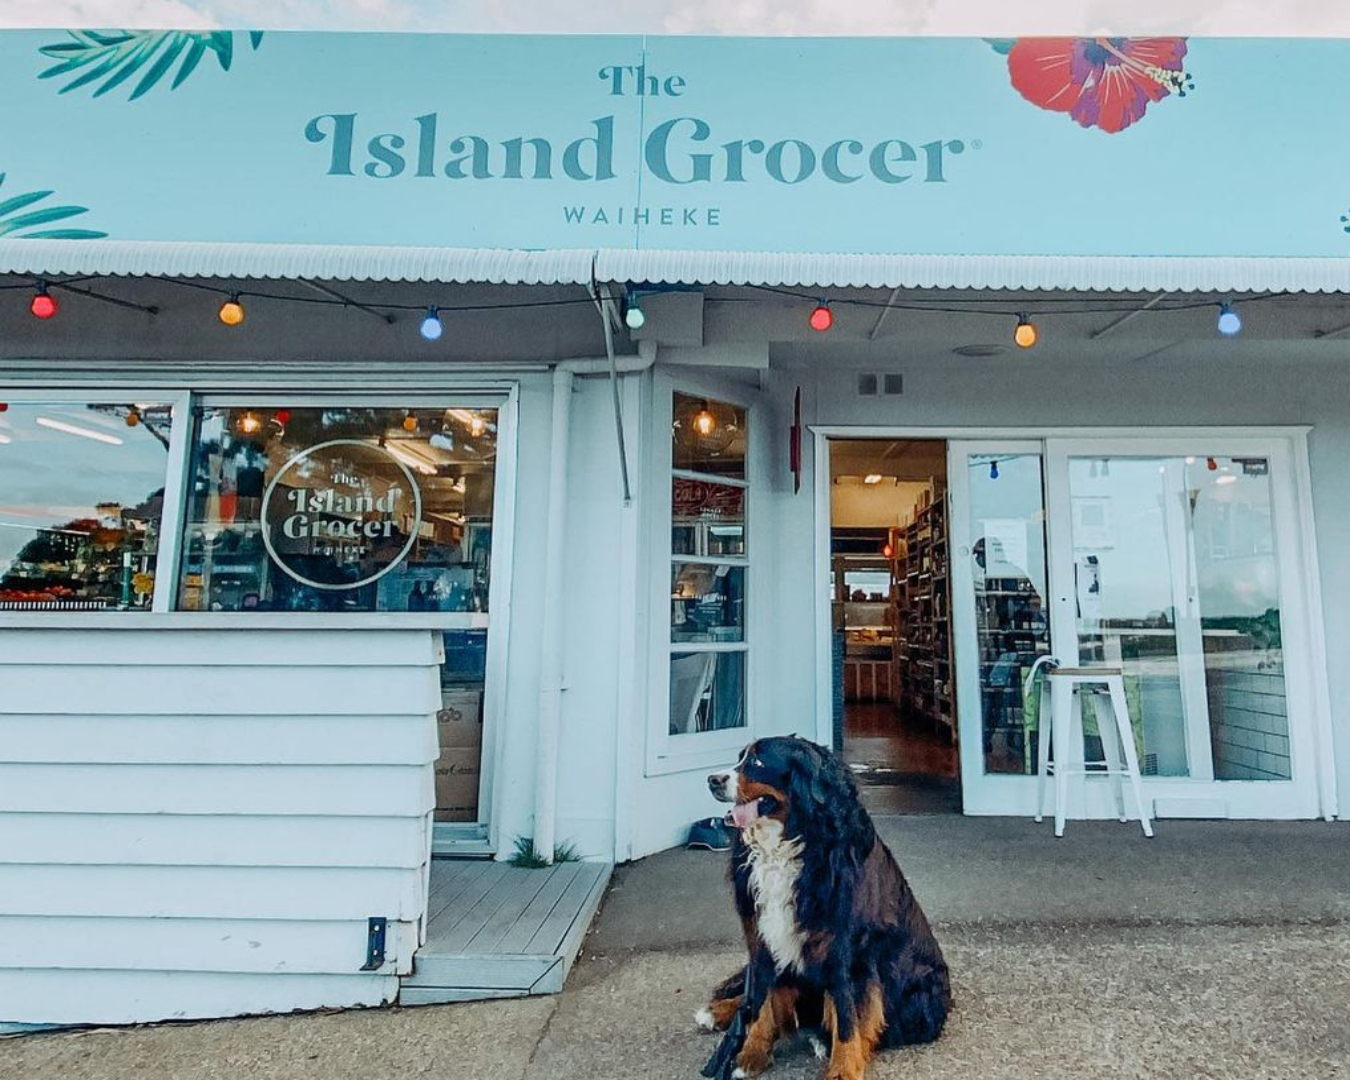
<box><xmin>0</xmin><ymin>401</ymin><xmax>174</xmax><ymax>611</ymax></box>
<box><xmin>177</xmin><ymin>405</ymin><xmax>496</xmax><ymax>612</ymax></box>
<box><xmin>669</xmin><ymin>393</ymin><xmax>749</xmax><ymax>735</ymax></box>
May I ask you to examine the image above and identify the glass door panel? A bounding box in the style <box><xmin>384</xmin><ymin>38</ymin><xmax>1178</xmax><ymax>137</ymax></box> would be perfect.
<box><xmin>950</xmin><ymin>443</ymin><xmax>1052</xmax><ymax>809</ymax></box>
<box><xmin>1062</xmin><ymin>453</ymin><xmax>1290</xmax><ymax>783</ymax></box>
<box><xmin>1064</xmin><ymin>456</ymin><xmax>1200</xmax><ymax>778</ymax></box>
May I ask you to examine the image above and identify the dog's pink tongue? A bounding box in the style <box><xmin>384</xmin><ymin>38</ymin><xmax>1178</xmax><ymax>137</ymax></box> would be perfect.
<box><xmin>730</xmin><ymin>800</ymin><xmax>761</xmax><ymax>829</ymax></box>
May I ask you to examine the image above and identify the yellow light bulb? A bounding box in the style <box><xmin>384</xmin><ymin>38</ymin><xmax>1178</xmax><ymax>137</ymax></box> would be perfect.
<box><xmin>693</xmin><ymin>410</ymin><xmax>717</xmax><ymax>436</ymax></box>
<box><xmin>218</xmin><ymin>298</ymin><xmax>246</xmax><ymax>326</ymax></box>
<box><xmin>403</xmin><ymin>413</ymin><xmax>419</xmax><ymax>432</ymax></box>
<box><xmin>238</xmin><ymin>412</ymin><xmax>262</xmax><ymax>435</ymax></box>
<box><xmin>1014</xmin><ymin>318</ymin><xmax>1038</xmax><ymax>349</ymax></box>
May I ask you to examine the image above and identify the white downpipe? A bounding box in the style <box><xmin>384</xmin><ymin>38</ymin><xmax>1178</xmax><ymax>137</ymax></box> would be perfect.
<box><xmin>533</xmin><ymin>349</ymin><xmax>655</xmax><ymax>862</ymax></box>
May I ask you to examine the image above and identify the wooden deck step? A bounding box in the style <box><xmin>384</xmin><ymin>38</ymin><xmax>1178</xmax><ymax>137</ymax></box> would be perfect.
<box><xmin>400</xmin><ymin>859</ymin><xmax>611</xmax><ymax>1005</ymax></box>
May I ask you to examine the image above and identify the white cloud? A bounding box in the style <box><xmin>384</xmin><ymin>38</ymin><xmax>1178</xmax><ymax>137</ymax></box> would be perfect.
<box><xmin>0</xmin><ymin>0</ymin><xmax>217</xmax><ymax>27</ymax></box>
<box><xmin>3</xmin><ymin>0</ymin><xmax>1350</xmax><ymax>35</ymax></box>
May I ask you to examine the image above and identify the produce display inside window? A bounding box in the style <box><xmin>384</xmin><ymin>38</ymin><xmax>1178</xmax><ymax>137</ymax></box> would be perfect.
<box><xmin>176</xmin><ymin>405</ymin><xmax>497</xmax><ymax>612</ymax></box>
<box><xmin>0</xmin><ymin>402</ymin><xmax>173</xmax><ymax>611</ymax></box>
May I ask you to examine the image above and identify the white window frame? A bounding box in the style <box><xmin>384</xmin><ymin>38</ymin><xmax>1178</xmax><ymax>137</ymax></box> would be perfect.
<box><xmin>0</xmin><ymin>383</ymin><xmax>522</xmax><ymax>851</ymax></box>
<box><xmin>646</xmin><ymin>375</ymin><xmax>757</xmax><ymax>776</ymax></box>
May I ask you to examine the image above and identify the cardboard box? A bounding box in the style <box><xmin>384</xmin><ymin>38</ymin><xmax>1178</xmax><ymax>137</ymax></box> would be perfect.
<box><xmin>434</xmin><ymin>745</ymin><xmax>481</xmax><ymax>823</ymax></box>
<box><xmin>437</xmin><ymin>688</ymin><xmax>483</xmax><ymax>749</ymax></box>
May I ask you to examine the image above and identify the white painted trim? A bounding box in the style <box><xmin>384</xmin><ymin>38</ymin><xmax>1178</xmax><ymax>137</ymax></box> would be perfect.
<box><xmin>1291</xmin><ymin>431</ymin><xmax>1339</xmax><ymax>820</ymax></box>
<box><xmin>152</xmin><ymin>391</ymin><xmax>193</xmax><ymax>613</ymax></box>
<box><xmin>479</xmin><ymin>384</ymin><xmax>520</xmax><ymax>855</ymax></box>
<box><xmin>811</xmin><ymin>425</ymin><xmax>1315</xmax><ymax>440</ymax></box>
<box><xmin>813</xmin><ymin>430</ymin><xmax>834</xmax><ymax>748</ymax></box>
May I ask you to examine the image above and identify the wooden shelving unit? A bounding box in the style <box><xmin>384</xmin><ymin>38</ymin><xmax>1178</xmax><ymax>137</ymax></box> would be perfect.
<box><xmin>889</xmin><ymin>486</ymin><xmax>955</xmax><ymax>738</ymax></box>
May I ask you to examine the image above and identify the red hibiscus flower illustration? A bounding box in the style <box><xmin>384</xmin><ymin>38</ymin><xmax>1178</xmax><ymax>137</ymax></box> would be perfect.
<box><xmin>1006</xmin><ymin>37</ymin><xmax>1191</xmax><ymax>134</ymax></box>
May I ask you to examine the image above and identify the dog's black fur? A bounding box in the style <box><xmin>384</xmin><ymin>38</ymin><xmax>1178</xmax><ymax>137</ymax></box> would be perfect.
<box><xmin>705</xmin><ymin>736</ymin><xmax>949</xmax><ymax>1075</ymax></box>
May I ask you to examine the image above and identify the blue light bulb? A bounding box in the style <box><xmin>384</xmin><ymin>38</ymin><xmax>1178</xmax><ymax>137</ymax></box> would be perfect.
<box><xmin>989</xmin><ymin>461</ymin><xmax>999</xmax><ymax>480</ymax></box>
<box><xmin>420</xmin><ymin>306</ymin><xmax>443</xmax><ymax>341</ymax></box>
<box><xmin>1217</xmin><ymin>303</ymin><xmax>1241</xmax><ymax>337</ymax></box>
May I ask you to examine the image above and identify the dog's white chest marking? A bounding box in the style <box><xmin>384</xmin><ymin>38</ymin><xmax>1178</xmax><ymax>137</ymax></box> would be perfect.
<box><xmin>744</xmin><ymin>820</ymin><xmax>806</xmax><ymax>973</ymax></box>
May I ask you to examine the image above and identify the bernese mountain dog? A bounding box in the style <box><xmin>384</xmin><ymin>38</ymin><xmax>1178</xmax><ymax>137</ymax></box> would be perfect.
<box><xmin>696</xmin><ymin>735</ymin><xmax>949</xmax><ymax>1080</ymax></box>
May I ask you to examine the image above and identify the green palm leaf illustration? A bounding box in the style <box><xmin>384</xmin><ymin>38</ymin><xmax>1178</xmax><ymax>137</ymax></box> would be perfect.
<box><xmin>0</xmin><ymin>173</ymin><xmax>106</xmax><ymax>239</ymax></box>
<box><xmin>39</xmin><ymin>30</ymin><xmax>264</xmax><ymax>101</ymax></box>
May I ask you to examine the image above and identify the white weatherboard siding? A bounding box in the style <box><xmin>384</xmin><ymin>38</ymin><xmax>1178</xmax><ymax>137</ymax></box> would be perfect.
<box><xmin>0</xmin><ymin>628</ymin><xmax>441</xmax><ymax>1026</ymax></box>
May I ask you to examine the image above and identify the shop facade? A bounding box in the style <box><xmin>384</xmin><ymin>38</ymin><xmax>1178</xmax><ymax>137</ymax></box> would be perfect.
<box><xmin>3</xmin><ymin>29</ymin><xmax>1350</xmax><ymax>1027</ymax></box>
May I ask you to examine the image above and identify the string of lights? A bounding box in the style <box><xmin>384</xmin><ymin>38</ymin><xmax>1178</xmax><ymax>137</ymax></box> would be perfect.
<box><xmin>0</xmin><ymin>272</ymin><xmax>1315</xmax><ymax>346</ymax></box>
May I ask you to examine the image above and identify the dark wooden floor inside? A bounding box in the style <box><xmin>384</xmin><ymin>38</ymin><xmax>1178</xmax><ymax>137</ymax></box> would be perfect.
<box><xmin>843</xmin><ymin>702</ymin><xmax>962</xmax><ymax>814</ymax></box>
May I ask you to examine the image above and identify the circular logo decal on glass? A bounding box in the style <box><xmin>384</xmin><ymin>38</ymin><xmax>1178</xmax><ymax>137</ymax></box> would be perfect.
<box><xmin>261</xmin><ymin>439</ymin><xmax>423</xmax><ymax>591</ymax></box>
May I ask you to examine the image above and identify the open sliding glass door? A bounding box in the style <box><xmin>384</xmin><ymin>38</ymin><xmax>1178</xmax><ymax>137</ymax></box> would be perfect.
<box><xmin>949</xmin><ymin>441</ymin><xmax>1053</xmax><ymax>815</ymax></box>
<box><xmin>951</xmin><ymin>435</ymin><xmax>1323</xmax><ymax>820</ymax></box>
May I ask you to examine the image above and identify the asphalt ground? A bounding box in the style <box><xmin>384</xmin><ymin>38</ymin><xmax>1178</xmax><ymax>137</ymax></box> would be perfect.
<box><xmin>9</xmin><ymin>819</ymin><xmax>1350</xmax><ymax>1080</ymax></box>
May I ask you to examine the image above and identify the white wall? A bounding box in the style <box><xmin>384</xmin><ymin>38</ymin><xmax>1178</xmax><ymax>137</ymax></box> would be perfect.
<box><xmin>763</xmin><ymin>348</ymin><xmax>1350</xmax><ymax>815</ymax></box>
<box><xmin>0</xmin><ymin>628</ymin><xmax>440</xmax><ymax>1026</ymax></box>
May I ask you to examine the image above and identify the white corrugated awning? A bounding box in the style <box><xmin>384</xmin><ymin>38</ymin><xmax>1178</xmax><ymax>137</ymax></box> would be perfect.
<box><xmin>1</xmin><ymin>240</ymin><xmax>1349</xmax><ymax>293</ymax></box>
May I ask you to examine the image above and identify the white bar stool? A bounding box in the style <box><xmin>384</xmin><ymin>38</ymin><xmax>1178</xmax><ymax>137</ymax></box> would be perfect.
<box><xmin>1025</xmin><ymin>657</ymin><xmax>1154</xmax><ymax>839</ymax></box>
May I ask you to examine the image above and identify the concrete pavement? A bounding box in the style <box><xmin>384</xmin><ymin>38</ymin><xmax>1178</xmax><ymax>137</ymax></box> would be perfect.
<box><xmin>9</xmin><ymin>818</ymin><xmax>1350</xmax><ymax>1079</ymax></box>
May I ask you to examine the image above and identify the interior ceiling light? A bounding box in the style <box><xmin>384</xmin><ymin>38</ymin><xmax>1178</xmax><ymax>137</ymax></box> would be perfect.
<box><xmin>864</xmin><ymin>473</ymin><xmax>883</xmax><ymax>484</ymax></box>
<box><xmin>35</xmin><ymin>416</ymin><xmax>123</xmax><ymax>445</ymax></box>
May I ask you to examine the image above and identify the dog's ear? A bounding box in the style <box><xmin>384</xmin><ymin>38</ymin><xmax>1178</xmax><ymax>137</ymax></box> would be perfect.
<box><xmin>789</xmin><ymin>741</ymin><xmax>850</xmax><ymax>813</ymax></box>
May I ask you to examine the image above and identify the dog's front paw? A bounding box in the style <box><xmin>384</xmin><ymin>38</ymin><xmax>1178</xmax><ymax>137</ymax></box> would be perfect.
<box><xmin>694</xmin><ymin>1007</ymin><xmax>716</xmax><ymax>1032</ymax></box>
<box><xmin>806</xmin><ymin>1033</ymin><xmax>828</xmax><ymax>1061</ymax></box>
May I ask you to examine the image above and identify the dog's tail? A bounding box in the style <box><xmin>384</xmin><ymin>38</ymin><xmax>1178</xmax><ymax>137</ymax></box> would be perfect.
<box><xmin>710</xmin><ymin>967</ymin><xmax>745</xmax><ymax>1003</ymax></box>
<box><xmin>880</xmin><ymin>965</ymin><xmax>950</xmax><ymax>1047</ymax></box>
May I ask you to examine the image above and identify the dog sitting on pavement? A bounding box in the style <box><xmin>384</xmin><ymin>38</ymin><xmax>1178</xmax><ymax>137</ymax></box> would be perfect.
<box><xmin>697</xmin><ymin>736</ymin><xmax>950</xmax><ymax>1080</ymax></box>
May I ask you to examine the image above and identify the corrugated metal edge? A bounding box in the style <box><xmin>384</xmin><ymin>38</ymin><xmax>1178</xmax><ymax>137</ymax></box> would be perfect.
<box><xmin>0</xmin><ymin>241</ymin><xmax>598</xmax><ymax>286</ymax></box>
<box><xmin>598</xmin><ymin>250</ymin><xmax>1350</xmax><ymax>293</ymax></box>
<box><xmin>1</xmin><ymin>240</ymin><xmax>1349</xmax><ymax>293</ymax></box>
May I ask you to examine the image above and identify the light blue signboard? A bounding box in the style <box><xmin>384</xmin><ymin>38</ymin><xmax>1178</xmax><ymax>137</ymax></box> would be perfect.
<box><xmin>0</xmin><ymin>30</ymin><xmax>1346</xmax><ymax>258</ymax></box>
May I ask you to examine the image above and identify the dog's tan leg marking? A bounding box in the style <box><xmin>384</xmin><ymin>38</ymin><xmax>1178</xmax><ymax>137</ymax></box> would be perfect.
<box><xmin>823</xmin><ymin>983</ymin><xmax>885</xmax><ymax>1080</ymax></box>
<box><xmin>735</xmin><ymin>985</ymin><xmax>798</xmax><ymax>1077</ymax></box>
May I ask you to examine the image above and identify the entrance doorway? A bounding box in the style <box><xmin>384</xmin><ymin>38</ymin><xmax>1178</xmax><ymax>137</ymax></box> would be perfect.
<box><xmin>830</xmin><ymin>439</ymin><xmax>960</xmax><ymax>814</ymax></box>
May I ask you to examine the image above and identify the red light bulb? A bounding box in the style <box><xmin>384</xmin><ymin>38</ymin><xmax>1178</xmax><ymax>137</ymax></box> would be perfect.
<box><xmin>274</xmin><ymin>409</ymin><xmax>292</xmax><ymax>425</ymax></box>
<box><xmin>30</xmin><ymin>291</ymin><xmax>57</xmax><ymax>320</ymax></box>
<box><xmin>809</xmin><ymin>304</ymin><xmax>833</xmax><ymax>332</ymax></box>
<box><xmin>0</xmin><ymin>403</ymin><xmax>8</xmax><ymax>412</ymax></box>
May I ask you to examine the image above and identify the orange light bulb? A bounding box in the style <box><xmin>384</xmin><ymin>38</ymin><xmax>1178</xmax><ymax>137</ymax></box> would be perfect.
<box><xmin>1014</xmin><ymin>316</ymin><xmax>1038</xmax><ymax>349</ymax></box>
<box><xmin>218</xmin><ymin>296</ymin><xmax>246</xmax><ymax>326</ymax></box>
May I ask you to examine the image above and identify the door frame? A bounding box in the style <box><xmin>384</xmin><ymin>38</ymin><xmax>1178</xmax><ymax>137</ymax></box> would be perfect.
<box><xmin>812</xmin><ymin>426</ymin><xmax>1335</xmax><ymax>821</ymax></box>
